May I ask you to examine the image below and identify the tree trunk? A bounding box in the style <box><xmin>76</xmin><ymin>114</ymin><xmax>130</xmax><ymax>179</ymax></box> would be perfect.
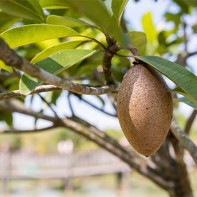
<box><xmin>157</xmin><ymin>134</ymin><xmax>194</xmax><ymax>197</ymax></box>
<box><xmin>168</xmin><ymin>137</ymin><xmax>193</xmax><ymax>197</ymax></box>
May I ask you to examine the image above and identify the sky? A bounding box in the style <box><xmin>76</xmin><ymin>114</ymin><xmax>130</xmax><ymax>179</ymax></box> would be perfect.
<box><xmin>12</xmin><ymin>0</ymin><xmax>197</xmax><ymax>131</ymax></box>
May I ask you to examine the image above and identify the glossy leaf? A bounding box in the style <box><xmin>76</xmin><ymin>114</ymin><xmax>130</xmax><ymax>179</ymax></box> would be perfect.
<box><xmin>0</xmin><ymin>24</ymin><xmax>77</xmax><ymax>48</ymax></box>
<box><xmin>31</xmin><ymin>40</ymin><xmax>87</xmax><ymax>64</ymax></box>
<box><xmin>136</xmin><ymin>56</ymin><xmax>197</xmax><ymax>105</ymax></box>
<box><xmin>40</xmin><ymin>0</ymin><xmax>69</xmax><ymax>9</ymax></box>
<box><xmin>20</xmin><ymin>49</ymin><xmax>96</xmax><ymax>95</ymax></box>
<box><xmin>112</xmin><ymin>0</ymin><xmax>128</xmax><ymax>22</ymax></box>
<box><xmin>129</xmin><ymin>31</ymin><xmax>147</xmax><ymax>55</ymax></box>
<box><xmin>47</xmin><ymin>15</ymin><xmax>90</xmax><ymax>28</ymax></box>
<box><xmin>0</xmin><ymin>0</ymin><xmax>44</xmax><ymax>22</ymax></box>
<box><xmin>64</xmin><ymin>0</ymin><xmax>129</xmax><ymax>47</ymax></box>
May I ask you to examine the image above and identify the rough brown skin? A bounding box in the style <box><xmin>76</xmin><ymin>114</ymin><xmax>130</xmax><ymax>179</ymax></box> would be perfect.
<box><xmin>117</xmin><ymin>63</ymin><xmax>173</xmax><ymax>157</ymax></box>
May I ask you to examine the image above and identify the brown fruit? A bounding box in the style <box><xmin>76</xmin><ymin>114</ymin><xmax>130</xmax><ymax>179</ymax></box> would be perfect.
<box><xmin>117</xmin><ymin>63</ymin><xmax>173</xmax><ymax>156</ymax></box>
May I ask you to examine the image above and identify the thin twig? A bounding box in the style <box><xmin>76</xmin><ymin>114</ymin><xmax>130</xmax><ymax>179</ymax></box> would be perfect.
<box><xmin>0</xmin><ymin>85</ymin><xmax>62</xmax><ymax>101</ymax></box>
<box><xmin>0</xmin><ymin>125</ymin><xmax>56</xmax><ymax>134</ymax></box>
<box><xmin>76</xmin><ymin>94</ymin><xmax>117</xmax><ymax>117</ymax></box>
<box><xmin>38</xmin><ymin>94</ymin><xmax>59</xmax><ymax>118</ymax></box>
<box><xmin>76</xmin><ymin>35</ymin><xmax>107</xmax><ymax>50</ymax></box>
<box><xmin>183</xmin><ymin>21</ymin><xmax>188</xmax><ymax>52</ymax></box>
<box><xmin>67</xmin><ymin>93</ymin><xmax>75</xmax><ymax>116</ymax></box>
<box><xmin>187</xmin><ymin>51</ymin><xmax>197</xmax><ymax>58</ymax></box>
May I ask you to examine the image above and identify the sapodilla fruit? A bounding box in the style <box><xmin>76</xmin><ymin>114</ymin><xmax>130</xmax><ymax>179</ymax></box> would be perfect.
<box><xmin>117</xmin><ymin>63</ymin><xmax>173</xmax><ymax>156</ymax></box>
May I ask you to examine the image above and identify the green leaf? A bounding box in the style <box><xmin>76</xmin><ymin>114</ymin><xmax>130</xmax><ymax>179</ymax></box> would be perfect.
<box><xmin>0</xmin><ymin>112</ymin><xmax>13</xmax><ymax>126</ymax></box>
<box><xmin>0</xmin><ymin>60</ymin><xmax>13</xmax><ymax>73</ymax></box>
<box><xmin>0</xmin><ymin>0</ymin><xmax>44</xmax><ymax>22</ymax></box>
<box><xmin>165</xmin><ymin>12</ymin><xmax>181</xmax><ymax>27</ymax></box>
<box><xmin>47</xmin><ymin>15</ymin><xmax>90</xmax><ymax>28</ymax></box>
<box><xmin>136</xmin><ymin>56</ymin><xmax>197</xmax><ymax>105</ymax></box>
<box><xmin>173</xmin><ymin>0</ymin><xmax>190</xmax><ymax>13</ymax></box>
<box><xmin>129</xmin><ymin>31</ymin><xmax>147</xmax><ymax>55</ymax></box>
<box><xmin>31</xmin><ymin>40</ymin><xmax>87</xmax><ymax>64</ymax></box>
<box><xmin>0</xmin><ymin>12</ymin><xmax>19</xmax><ymax>33</ymax></box>
<box><xmin>111</xmin><ymin>0</ymin><xmax>128</xmax><ymax>22</ymax></box>
<box><xmin>40</xmin><ymin>0</ymin><xmax>69</xmax><ymax>9</ymax></box>
<box><xmin>142</xmin><ymin>12</ymin><xmax>158</xmax><ymax>44</ymax></box>
<box><xmin>27</xmin><ymin>0</ymin><xmax>45</xmax><ymax>17</ymax></box>
<box><xmin>64</xmin><ymin>0</ymin><xmax>129</xmax><ymax>47</ymax></box>
<box><xmin>0</xmin><ymin>24</ymin><xmax>77</xmax><ymax>48</ymax></box>
<box><xmin>20</xmin><ymin>49</ymin><xmax>96</xmax><ymax>95</ymax></box>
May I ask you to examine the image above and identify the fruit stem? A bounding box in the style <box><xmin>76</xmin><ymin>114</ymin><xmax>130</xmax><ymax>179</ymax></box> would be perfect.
<box><xmin>102</xmin><ymin>36</ymin><xmax>120</xmax><ymax>85</ymax></box>
<box><xmin>128</xmin><ymin>45</ymin><xmax>139</xmax><ymax>56</ymax></box>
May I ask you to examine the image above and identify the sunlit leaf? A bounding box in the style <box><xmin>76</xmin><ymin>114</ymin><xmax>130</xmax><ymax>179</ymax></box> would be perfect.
<box><xmin>0</xmin><ymin>0</ymin><xmax>44</xmax><ymax>22</ymax></box>
<box><xmin>0</xmin><ymin>60</ymin><xmax>13</xmax><ymax>73</ymax></box>
<box><xmin>129</xmin><ymin>31</ymin><xmax>147</xmax><ymax>55</ymax></box>
<box><xmin>111</xmin><ymin>0</ymin><xmax>128</xmax><ymax>22</ymax></box>
<box><xmin>0</xmin><ymin>24</ymin><xmax>77</xmax><ymax>48</ymax></box>
<box><xmin>47</xmin><ymin>15</ymin><xmax>91</xmax><ymax>28</ymax></box>
<box><xmin>142</xmin><ymin>12</ymin><xmax>158</xmax><ymax>44</ymax></box>
<box><xmin>35</xmin><ymin>39</ymin><xmax>60</xmax><ymax>50</ymax></box>
<box><xmin>31</xmin><ymin>40</ymin><xmax>87</xmax><ymax>64</ymax></box>
<box><xmin>136</xmin><ymin>56</ymin><xmax>197</xmax><ymax>106</ymax></box>
<box><xmin>40</xmin><ymin>0</ymin><xmax>69</xmax><ymax>9</ymax></box>
<box><xmin>0</xmin><ymin>12</ymin><xmax>19</xmax><ymax>33</ymax></box>
<box><xmin>20</xmin><ymin>49</ymin><xmax>96</xmax><ymax>95</ymax></box>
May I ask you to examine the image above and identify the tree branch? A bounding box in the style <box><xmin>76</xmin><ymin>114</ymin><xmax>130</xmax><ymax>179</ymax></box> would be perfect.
<box><xmin>0</xmin><ymin>90</ymin><xmax>21</xmax><ymax>101</ymax></box>
<box><xmin>0</xmin><ymin>72</ymin><xmax>15</xmax><ymax>78</ymax></box>
<box><xmin>184</xmin><ymin>110</ymin><xmax>197</xmax><ymax>134</ymax></box>
<box><xmin>0</xmin><ymin>95</ymin><xmax>174</xmax><ymax>190</ymax></box>
<box><xmin>0</xmin><ymin>100</ymin><xmax>58</xmax><ymax>122</ymax></box>
<box><xmin>0</xmin><ymin>38</ymin><xmax>117</xmax><ymax>96</ymax></box>
<box><xmin>187</xmin><ymin>51</ymin><xmax>197</xmax><ymax>58</ymax></box>
<box><xmin>38</xmin><ymin>94</ymin><xmax>59</xmax><ymax>118</ymax></box>
<box><xmin>67</xmin><ymin>93</ymin><xmax>75</xmax><ymax>117</ymax></box>
<box><xmin>0</xmin><ymin>125</ymin><xmax>56</xmax><ymax>134</ymax></box>
<box><xmin>58</xmin><ymin>117</ymin><xmax>174</xmax><ymax>190</ymax></box>
<box><xmin>171</xmin><ymin>120</ymin><xmax>197</xmax><ymax>165</ymax></box>
<box><xmin>0</xmin><ymin>85</ymin><xmax>62</xmax><ymax>101</ymax></box>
